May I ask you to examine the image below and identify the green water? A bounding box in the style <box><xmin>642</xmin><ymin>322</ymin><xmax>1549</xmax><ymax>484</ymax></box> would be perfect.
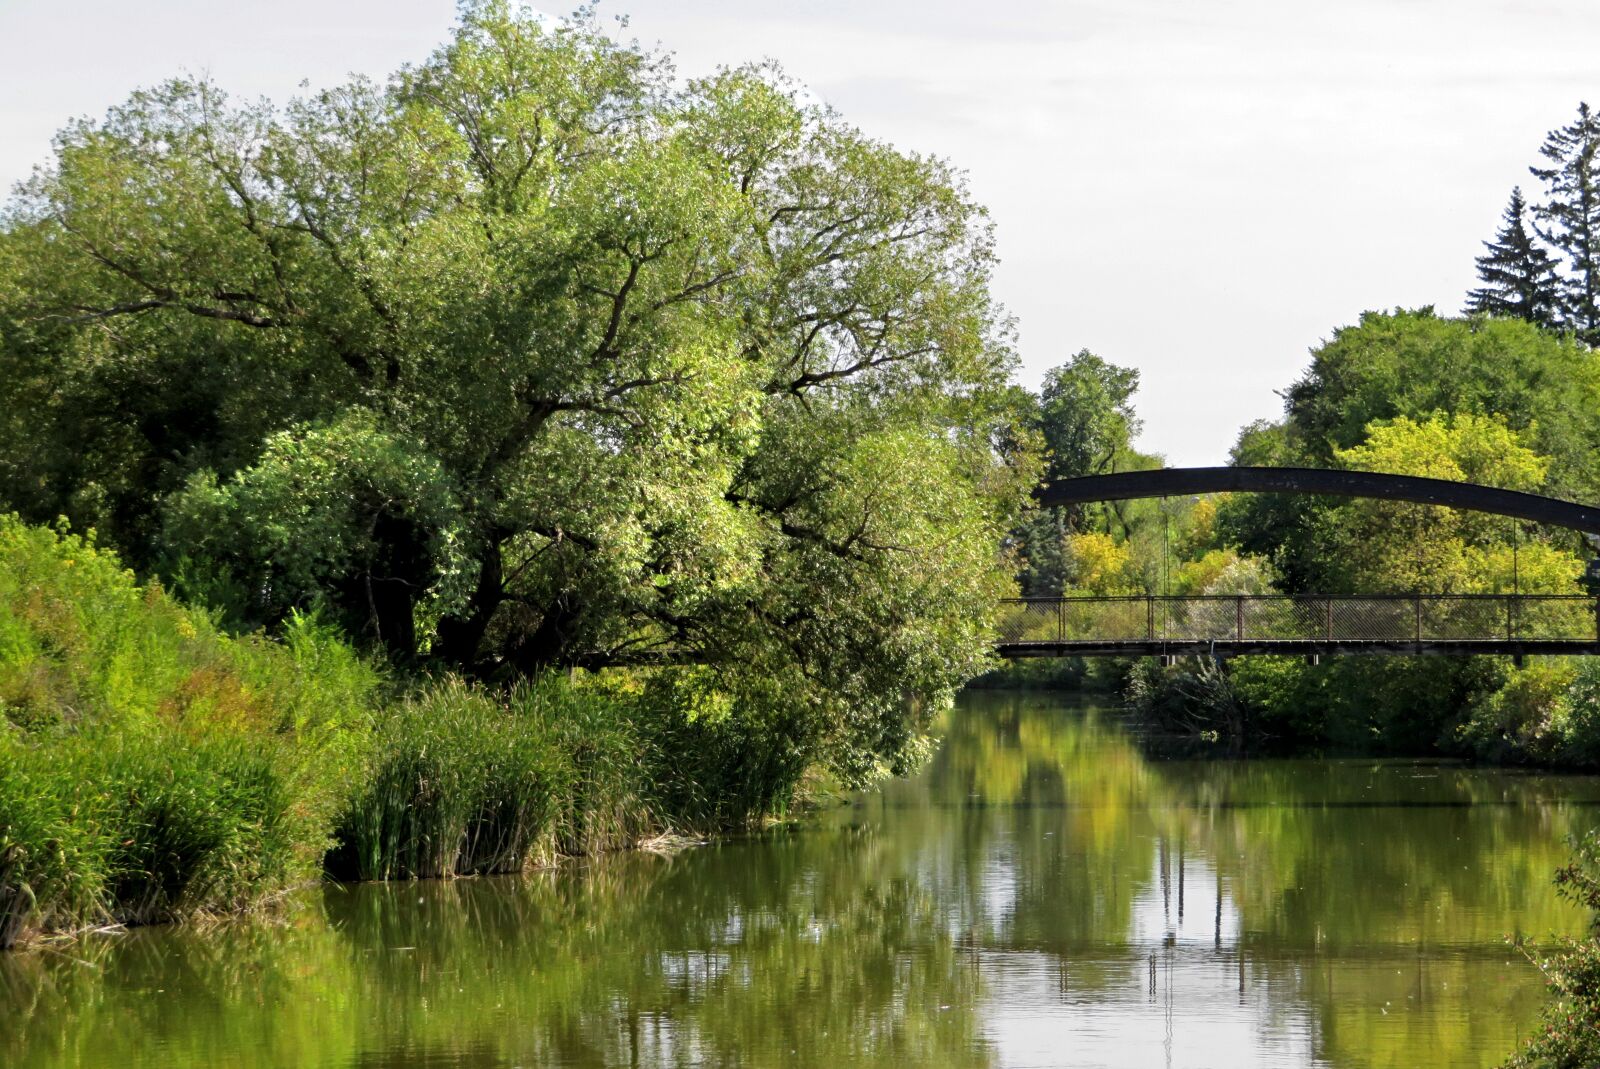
<box><xmin>6</xmin><ymin>691</ymin><xmax>1600</xmax><ymax>1069</ymax></box>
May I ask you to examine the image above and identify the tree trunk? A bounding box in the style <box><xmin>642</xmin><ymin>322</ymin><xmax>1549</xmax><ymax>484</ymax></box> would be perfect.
<box><xmin>433</xmin><ymin>543</ymin><xmax>505</xmax><ymax>675</ymax></box>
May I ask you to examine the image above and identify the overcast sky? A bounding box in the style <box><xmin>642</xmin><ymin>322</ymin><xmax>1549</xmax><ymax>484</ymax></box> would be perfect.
<box><xmin>4</xmin><ymin>0</ymin><xmax>1598</xmax><ymax>463</ymax></box>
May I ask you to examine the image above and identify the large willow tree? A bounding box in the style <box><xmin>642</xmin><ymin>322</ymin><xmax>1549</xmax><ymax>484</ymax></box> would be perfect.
<box><xmin>0</xmin><ymin>3</ymin><xmax>1029</xmax><ymax>780</ymax></box>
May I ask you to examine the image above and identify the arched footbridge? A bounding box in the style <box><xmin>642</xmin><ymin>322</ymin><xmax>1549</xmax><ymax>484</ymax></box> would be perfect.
<box><xmin>998</xmin><ymin>467</ymin><xmax>1600</xmax><ymax>660</ymax></box>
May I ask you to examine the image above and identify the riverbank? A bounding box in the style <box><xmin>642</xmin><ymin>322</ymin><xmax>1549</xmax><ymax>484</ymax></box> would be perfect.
<box><xmin>1123</xmin><ymin>653</ymin><xmax>1600</xmax><ymax>767</ymax></box>
<box><xmin>0</xmin><ymin>518</ymin><xmax>805</xmax><ymax>949</ymax></box>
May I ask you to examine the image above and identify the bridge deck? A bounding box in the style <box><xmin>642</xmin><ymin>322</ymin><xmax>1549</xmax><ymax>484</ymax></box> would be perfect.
<box><xmin>996</xmin><ymin>595</ymin><xmax>1600</xmax><ymax>658</ymax></box>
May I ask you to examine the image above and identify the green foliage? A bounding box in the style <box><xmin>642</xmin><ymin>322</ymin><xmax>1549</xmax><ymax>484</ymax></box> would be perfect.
<box><xmin>1504</xmin><ymin>831</ymin><xmax>1600</xmax><ymax>1069</ymax></box>
<box><xmin>1128</xmin><ymin>655</ymin><xmax>1515</xmax><ymax>757</ymax></box>
<box><xmin>1037</xmin><ymin>349</ymin><xmax>1142</xmax><ymax>480</ymax></box>
<box><xmin>328</xmin><ymin>666</ymin><xmax>817</xmax><ymax>883</ymax></box>
<box><xmin>1223</xmin><ymin>311</ymin><xmax>1595</xmax><ymax>597</ymax></box>
<box><xmin>1195</xmin><ymin>305</ymin><xmax>1600</xmax><ymax>770</ymax></box>
<box><xmin>1009</xmin><ymin>351</ymin><xmax>1162</xmax><ymax>595</ymax></box>
<box><xmin>0</xmin><ymin>515</ymin><xmax>844</xmax><ymax>945</ymax></box>
<box><xmin>965</xmin><ymin>656</ymin><xmax>1099</xmax><ymax>690</ymax></box>
<box><xmin>0</xmin><ymin>2</ymin><xmax>1028</xmax><ymax>787</ymax></box>
<box><xmin>1319</xmin><ymin>412</ymin><xmax>1581</xmax><ymax>594</ymax></box>
<box><xmin>1124</xmin><ymin>658</ymin><xmax>1245</xmax><ymax>743</ymax></box>
<box><xmin>1282</xmin><ymin>309</ymin><xmax>1600</xmax><ymax>499</ymax></box>
<box><xmin>1</xmin><ymin>726</ymin><xmax>324</xmax><ymax>936</ymax></box>
<box><xmin>1130</xmin><ymin>646</ymin><xmax>1600</xmax><ymax>771</ymax></box>
<box><xmin>1458</xmin><ymin>661</ymin><xmax>1578</xmax><ymax>765</ymax></box>
<box><xmin>631</xmin><ymin>668</ymin><xmax>809</xmax><ymax>827</ymax></box>
<box><xmin>163</xmin><ymin>410</ymin><xmax>477</xmax><ymax>651</ymax></box>
<box><xmin>0</xmin><ymin>515</ymin><xmax>381</xmax><ymax>740</ymax></box>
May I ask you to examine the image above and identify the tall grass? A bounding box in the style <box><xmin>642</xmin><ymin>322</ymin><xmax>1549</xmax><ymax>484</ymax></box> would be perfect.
<box><xmin>0</xmin><ymin>515</ymin><xmax>817</xmax><ymax>947</ymax></box>
<box><xmin>328</xmin><ymin>680</ymin><xmax>566</xmax><ymax>881</ymax></box>
<box><xmin>0</xmin><ymin>516</ymin><xmax>380</xmax><ymax>946</ymax></box>
<box><xmin>634</xmin><ymin>670</ymin><xmax>809</xmax><ymax>828</ymax></box>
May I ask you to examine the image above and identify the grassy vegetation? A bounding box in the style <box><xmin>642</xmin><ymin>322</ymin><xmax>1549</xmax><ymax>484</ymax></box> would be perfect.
<box><xmin>0</xmin><ymin>517</ymin><xmax>808</xmax><ymax>948</ymax></box>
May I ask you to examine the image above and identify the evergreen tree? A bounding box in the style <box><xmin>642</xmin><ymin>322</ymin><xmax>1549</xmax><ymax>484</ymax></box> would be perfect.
<box><xmin>1464</xmin><ymin>186</ymin><xmax>1560</xmax><ymax>327</ymax></box>
<box><xmin>1531</xmin><ymin>102</ymin><xmax>1600</xmax><ymax>342</ymax></box>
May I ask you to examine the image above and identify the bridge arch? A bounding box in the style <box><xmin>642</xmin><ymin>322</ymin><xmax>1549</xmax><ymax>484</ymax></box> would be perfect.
<box><xmin>1037</xmin><ymin>466</ymin><xmax>1600</xmax><ymax>535</ymax></box>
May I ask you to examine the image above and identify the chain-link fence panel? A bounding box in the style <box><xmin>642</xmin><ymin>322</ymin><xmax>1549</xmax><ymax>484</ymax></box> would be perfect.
<box><xmin>995</xmin><ymin>600</ymin><xmax>1061</xmax><ymax>644</ymax></box>
<box><xmin>1421</xmin><ymin>597</ymin><xmax>1506</xmax><ymax>640</ymax></box>
<box><xmin>1514</xmin><ymin>597</ymin><xmax>1596</xmax><ymax>641</ymax></box>
<box><xmin>1324</xmin><ymin>599</ymin><xmax>1415</xmax><ymax>641</ymax></box>
<box><xmin>1246</xmin><ymin>597</ymin><xmax>1328</xmax><ymax>640</ymax></box>
<box><xmin>1062</xmin><ymin>598</ymin><xmax>1150</xmax><ymax>641</ymax></box>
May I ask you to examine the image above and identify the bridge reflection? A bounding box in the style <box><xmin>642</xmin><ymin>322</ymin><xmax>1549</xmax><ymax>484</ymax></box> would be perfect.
<box><xmin>996</xmin><ymin>594</ymin><xmax>1600</xmax><ymax>658</ymax></box>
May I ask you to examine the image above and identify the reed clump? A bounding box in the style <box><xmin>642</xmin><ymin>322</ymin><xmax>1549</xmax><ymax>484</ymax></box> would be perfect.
<box><xmin>327</xmin><ymin>672</ymin><xmax>799</xmax><ymax>882</ymax></box>
<box><xmin>328</xmin><ymin>679</ymin><xmax>576</xmax><ymax>881</ymax></box>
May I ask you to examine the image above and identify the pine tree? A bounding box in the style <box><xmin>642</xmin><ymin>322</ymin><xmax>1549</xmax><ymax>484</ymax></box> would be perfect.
<box><xmin>1465</xmin><ymin>186</ymin><xmax>1561</xmax><ymax>327</ymax></box>
<box><xmin>1531</xmin><ymin>102</ymin><xmax>1600</xmax><ymax>342</ymax></box>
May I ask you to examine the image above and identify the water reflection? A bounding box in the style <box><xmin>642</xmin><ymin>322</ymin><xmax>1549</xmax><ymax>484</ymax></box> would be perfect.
<box><xmin>5</xmin><ymin>692</ymin><xmax>1599</xmax><ymax>1068</ymax></box>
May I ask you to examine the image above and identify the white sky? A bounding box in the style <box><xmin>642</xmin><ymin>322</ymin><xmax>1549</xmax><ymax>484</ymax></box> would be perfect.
<box><xmin>4</xmin><ymin>0</ymin><xmax>1598</xmax><ymax>464</ymax></box>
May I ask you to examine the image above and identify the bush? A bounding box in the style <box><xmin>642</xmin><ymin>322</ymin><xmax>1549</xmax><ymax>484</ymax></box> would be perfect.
<box><xmin>1458</xmin><ymin>662</ymin><xmax>1577</xmax><ymax>765</ymax></box>
<box><xmin>1503</xmin><ymin>832</ymin><xmax>1600</xmax><ymax>1069</ymax></box>
<box><xmin>328</xmin><ymin>669</ymin><xmax>811</xmax><ymax>883</ymax></box>
<box><xmin>966</xmin><ymin>657</ymin><xmax>1095</xmax><ymax>691</ymax></box>
<box><xmin>1555</xmin><ymin>659</ymin><xmax>1600</xmax><ymax>767</ymax></box>
<box><xmin>1124</xmin><ymin>658</ymin><xmax>1245</xmax><ymax>744</ymax></box>
<box><xmin>634</xmin><ymin>669</ymin><xmax>809</xmax><ymax>828</ymax></box>
<box><xmin>1125</xmin><ymin>654</ymin><xmax>1515</xmax><ymax>757</ymax></box>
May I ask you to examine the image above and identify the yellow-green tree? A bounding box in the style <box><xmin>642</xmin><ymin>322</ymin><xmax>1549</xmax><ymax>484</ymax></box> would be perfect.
<box><xmin>1327</xmin><ymin>412</ymin><xmax>1581</xmax><ymax>593</ymax></box>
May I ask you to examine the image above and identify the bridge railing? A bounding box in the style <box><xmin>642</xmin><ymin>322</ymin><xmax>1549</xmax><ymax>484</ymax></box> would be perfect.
<box><xmin>995</xmin><ymin>594</ymin><xmax>1600</xmax><ymax>646</ymax></box>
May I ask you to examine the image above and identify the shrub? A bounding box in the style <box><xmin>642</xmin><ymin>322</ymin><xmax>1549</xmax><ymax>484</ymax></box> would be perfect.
<box><xmin>1458</xmin><ymin>661</ymin><xmax>1578</xmax><ymax>765</ymax></box>
<box><xmin>1124</xmin><ymin>658</ymin><xmax>1245</xmax><ymax>744</ymax></box>
<box><xmin>1503</xmin><ymin>832</ymin><xmax>1600</xmax><ymax>1069</ymax></box>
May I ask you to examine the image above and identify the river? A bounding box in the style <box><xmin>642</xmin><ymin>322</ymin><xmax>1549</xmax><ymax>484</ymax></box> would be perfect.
<box><xmin>6</xmin><ymin>691</ymin><xmax>1599</xmax><ymax>1068</ymax></box>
